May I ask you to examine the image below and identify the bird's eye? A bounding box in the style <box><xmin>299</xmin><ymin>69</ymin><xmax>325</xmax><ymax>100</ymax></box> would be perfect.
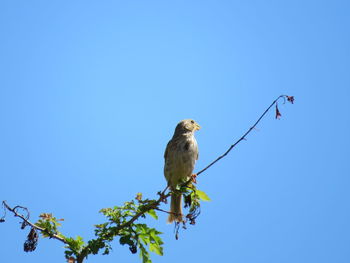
<box><xmin>191</xmin><ymin>120</ymin><xmax>194</xmax><ymax>124</ymax></box>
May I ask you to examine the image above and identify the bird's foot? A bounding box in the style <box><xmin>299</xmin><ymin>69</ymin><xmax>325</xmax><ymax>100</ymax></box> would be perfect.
<box><xmin>158</xmin><ymin>190</ymin><xmax>168</xmax><ymax>204</ymax></box>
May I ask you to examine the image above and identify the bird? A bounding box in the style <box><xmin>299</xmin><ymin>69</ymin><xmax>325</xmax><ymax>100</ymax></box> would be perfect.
<box><xmin>164</xmin><ymin>119</ymin><xmax>200</xmax><ymax>223</ymax></box>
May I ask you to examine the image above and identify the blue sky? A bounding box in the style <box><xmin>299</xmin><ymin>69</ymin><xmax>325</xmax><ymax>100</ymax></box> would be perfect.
<box><xmin>1</xmin><ymin>1</ymin><xmax>349</xmax><ymax>262</ymax></box>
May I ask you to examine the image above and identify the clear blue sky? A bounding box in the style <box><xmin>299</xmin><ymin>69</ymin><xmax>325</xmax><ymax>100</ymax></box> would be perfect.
<box><xmin>1</xmin><ymin>1</ymin><xmax>349</xmax><ymax>263</ymax></box>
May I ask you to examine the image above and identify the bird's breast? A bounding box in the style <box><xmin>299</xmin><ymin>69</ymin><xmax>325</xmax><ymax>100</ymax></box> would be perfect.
<box><xmin>164</xmin><ymin>135</ymin><xmax>198</xmax><ymax>187</ymax></box>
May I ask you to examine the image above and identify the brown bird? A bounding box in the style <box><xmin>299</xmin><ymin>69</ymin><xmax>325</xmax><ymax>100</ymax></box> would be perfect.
<box><xmin>164</xmin><ymin>119</ymin><xmax>200</xmax><ymax>223</ymax></box>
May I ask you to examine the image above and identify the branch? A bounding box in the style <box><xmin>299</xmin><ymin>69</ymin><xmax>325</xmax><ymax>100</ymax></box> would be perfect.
<box><xmin>2</xmin><ymin>201</ymin><xmax>67</xmax><ymax>244</ymax></box>
<box><xmin>109</xmin><ymin>94</ymin><xmax>294</xmax><ymax>235</ymax></box>
<box><xmin>119</xmin><ymin>196</ymin><xmax>164</xmax><ymax>231</ymax></box>
<box><xmin>1</xmin><ymin>95</ymin><xmax>294</xmax><ymax>262</ymax></box>
<box><xmin>196</xmin><ymin>94</ymin><xmax>293</xmax><ymax>176</ymax></box>
<box><xmin>115</xmin><ymin>187</ymin><xmax>171</xmax><ymax>232</ymax></box>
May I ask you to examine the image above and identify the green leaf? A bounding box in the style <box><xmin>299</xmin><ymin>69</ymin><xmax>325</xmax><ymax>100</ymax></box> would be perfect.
<box><xmin>139</xmin><ymin>234</ymin><xmax>150</xmax><ymax>244</ymax></box>
<box><xmin>65</xmin><ymin>236</ymin><xmax>85</xmax><ymax>254</ymax></box>
<box><xmin>146</xmin><ymin>209</ymin><xmax>158</xmax><ymax>220</ymax></box>
<box><xmin>75</xmin><ymin>236</ymin><xmax>85</xmax><ymax>247</ymax></box>
<box><xmin>139</xmin><ymin>242</ymin><xmax>152</xmax><ymax>263</ymax></box>
<box><xmin>149</xmin><ymin>243</ymin><xmax>163</xmax><ymax>256</ymax></box>
<box><xmin>149</xmin><ymin>230</ymin><xmax>163</xmax><ymax>245</ymax></box>
<box><xmin>196</xmin><ymin>190</ymin><xmax>211</xmax><ymax>201</ymax></box>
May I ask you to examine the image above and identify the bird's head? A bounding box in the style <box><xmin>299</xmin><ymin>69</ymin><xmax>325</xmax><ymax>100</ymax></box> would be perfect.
<box><xmin>174</xmin><ymin>119</ymin><xmax>201</xmax><ymax>135</ymax></box>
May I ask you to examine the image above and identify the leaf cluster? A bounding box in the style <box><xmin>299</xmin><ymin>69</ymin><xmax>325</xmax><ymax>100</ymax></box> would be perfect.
<box><xmin>35</xmin><ymin>213</ymin><xmax>64</xmax><ymax>239</ymax></box>
<box><xmin>62</xmin><ymin>195</ymin><xmax>164</xmax><ymax>262</ymax></box>
<box><xmin>28</xmin><ymin>188</ymin><xmax>209</xmax><ymax>263</ymax></box>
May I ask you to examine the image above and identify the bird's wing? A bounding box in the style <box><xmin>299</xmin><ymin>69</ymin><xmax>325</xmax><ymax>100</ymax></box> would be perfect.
<box><xmin>164</xmin><ymin>141</ymin><xmax>170</xmax><ymax>159</ymax></box>
<box><xmin>164</xmin><ymin>138</ymin><xmax>177</xmax><ymax>159</ymax></box>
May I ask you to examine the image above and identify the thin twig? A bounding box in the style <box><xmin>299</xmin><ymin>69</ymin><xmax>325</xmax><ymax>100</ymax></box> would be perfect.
<box><xmin>196</xmin><ymin>94</ymin><xmax>288</xmax><ymax>176</ymax></box>
<box><xmin>154</xmin><ymin>208</ymin><xmax>172</xmax><ymax>214</ymax></box>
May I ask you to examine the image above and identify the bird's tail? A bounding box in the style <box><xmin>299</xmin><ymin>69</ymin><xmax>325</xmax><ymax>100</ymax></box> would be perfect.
<box><xmin>167</xmin><ymin>192</ymin><xmax>183</xmax><ymax>223</ymax></box>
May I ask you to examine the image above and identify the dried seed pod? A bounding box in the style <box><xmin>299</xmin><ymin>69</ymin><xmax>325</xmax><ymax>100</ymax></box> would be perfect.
<box><xmin>24</xmin><ymin>227</ymin><xmax>38</xmax><ymax>252</ymax></box>
<box><xmin>129</xmin><ymin>245</ymin><xmax>137</xmax><ymax>254</ymax></box>
<box><xmin>21</xmin><ymin>221</ymin><xmax>27</xmax><ymax>229</ymax></box>
<box><xmin>184</xmin><ymin>194</ymin><xmax>192</xmax><ymax>208</ymax></box>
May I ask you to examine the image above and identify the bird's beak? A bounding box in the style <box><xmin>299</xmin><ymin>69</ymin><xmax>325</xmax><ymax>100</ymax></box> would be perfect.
<box><xmin>195</xmin><ymin>124</ymin><xmax>201</xmax><ymax>130</ymax></box>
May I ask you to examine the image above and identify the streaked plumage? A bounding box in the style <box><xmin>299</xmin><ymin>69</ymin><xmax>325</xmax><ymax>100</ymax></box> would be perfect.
<box><xmin>164</xmin><ymin>119</ymin><xmax>200</xmax><ymax>223</ymax></box>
